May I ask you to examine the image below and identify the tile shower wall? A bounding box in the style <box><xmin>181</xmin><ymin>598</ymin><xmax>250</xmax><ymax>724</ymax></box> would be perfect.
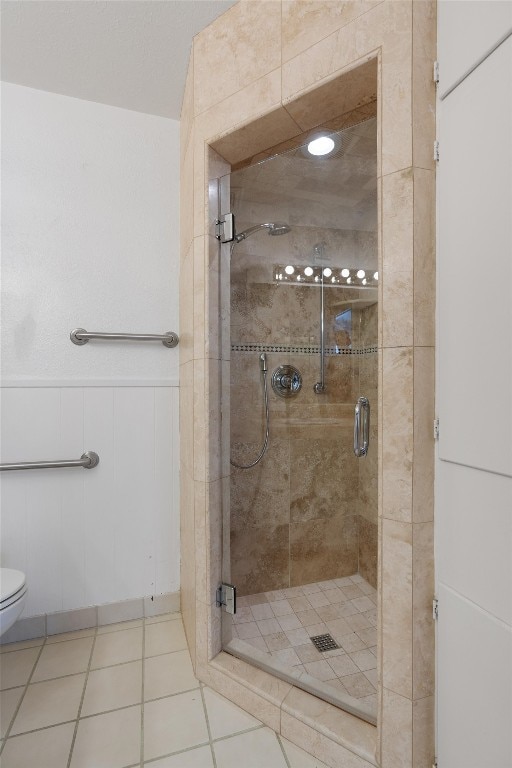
<box><xmin>230</xmin><ymin>228</ymin><xmax>378</xmax><ymax>594</ymax></box>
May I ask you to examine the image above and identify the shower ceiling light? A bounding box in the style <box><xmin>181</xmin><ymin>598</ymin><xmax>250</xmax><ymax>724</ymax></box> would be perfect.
<box><xmin>307</xmin><ymin>135</ymin><xmax>336</xmax><ymax>156</ymax></box>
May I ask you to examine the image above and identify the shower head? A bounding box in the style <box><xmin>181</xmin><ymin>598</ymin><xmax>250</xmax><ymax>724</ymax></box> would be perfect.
<box><xmin>234</xmin><ymin>222</ymin><xmax>290</xmax><ymax>243</ymax></box>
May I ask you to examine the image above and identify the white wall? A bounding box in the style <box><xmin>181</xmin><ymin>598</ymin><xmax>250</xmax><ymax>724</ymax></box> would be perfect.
<box><xmin>436</xmin><ymin>3</ymin><xmax>512</xmax><ymax>766</ymax></box>
<box><xmin>0</xmin><ymin>83</ymin><xmax>180</xmax><ymax>617</ymax></box>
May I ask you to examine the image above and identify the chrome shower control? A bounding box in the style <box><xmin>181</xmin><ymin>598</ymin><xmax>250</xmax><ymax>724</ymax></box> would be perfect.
<box><xmin>271</xmin><ymin>365</ymin><xmax>302</xmax><ymax>398</ymax></box>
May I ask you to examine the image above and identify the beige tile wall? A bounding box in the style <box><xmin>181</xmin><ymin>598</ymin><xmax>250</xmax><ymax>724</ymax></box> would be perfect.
<box><xmin>180</xmin><ymin>2</ymin><xmax>436</xmax><ymax>767</ymax></box>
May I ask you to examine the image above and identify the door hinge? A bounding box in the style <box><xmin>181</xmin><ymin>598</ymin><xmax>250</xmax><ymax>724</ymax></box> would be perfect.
<box><xmin>433</xmin><ymin>61</ymin><xmax>439</xmax><ymax>85</ymax></box>
<box><xmin>434</xmin><ymin>141</ymin><xmax>440</xmax><ymax>162</ymax></box>
<box><xmin>215</xmin><ymin>212</ymin><xmax>235</xmax><ymax>243</ymax></box>
<box><xmin>433</xmin><ymin>418</ymin><xmax>440</xmax><ymax>440</ymax></box>
<box><xmin>216</xmin><ymin>583</ymin><xmax>237</xmax><ymax>614</ymax></box>
<box><xmin>433</xmin><ymin>598</ymin><xmax>439</xmax><ymax>621</ymax></box>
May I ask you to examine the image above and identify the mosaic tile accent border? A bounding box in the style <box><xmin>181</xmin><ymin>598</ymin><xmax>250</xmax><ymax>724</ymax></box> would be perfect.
<box><xmin>231</xmin><ymin>343</ymin><xmax>378</xmax><ymax>356</ymax></box>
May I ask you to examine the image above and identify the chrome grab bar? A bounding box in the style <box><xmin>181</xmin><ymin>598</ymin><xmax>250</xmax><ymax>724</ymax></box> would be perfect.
<box><xmin>354</xmin><ymin>397</ymin><xmax>370</xmax><ymax>457</ymax></box>
<box><xmin>0</xmin><ymin>451</ymin><xmax>99</xmax><ymax>472</ymax></box>
<box><xmin>70</xmin><ymin>328</ymin><xmax>179</xmax><ymax>348</ymax></box>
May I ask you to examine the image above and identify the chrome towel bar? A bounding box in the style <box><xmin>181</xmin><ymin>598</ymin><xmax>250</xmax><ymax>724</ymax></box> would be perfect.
<box><xmin>70</xmin><ymin>328</ymin><xmax>179</xmax><ymax>348</ymax></box>
<box><xmin>0</xmin><ymin>451</ymin><xmax>100</xmax><ymax>472</ymax></box>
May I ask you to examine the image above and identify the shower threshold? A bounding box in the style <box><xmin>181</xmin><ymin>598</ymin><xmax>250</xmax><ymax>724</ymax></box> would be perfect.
<box><xmin>225</xmin><ymin>574</ymin><xmax>377</xmax><ymax>725</ymax></box>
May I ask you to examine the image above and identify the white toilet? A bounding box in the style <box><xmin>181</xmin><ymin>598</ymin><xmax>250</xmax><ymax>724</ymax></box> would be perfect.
<box><xmin>0</xmin><ymin>568</ymin><xmax>28</xmax><ymax>637</ymax></box>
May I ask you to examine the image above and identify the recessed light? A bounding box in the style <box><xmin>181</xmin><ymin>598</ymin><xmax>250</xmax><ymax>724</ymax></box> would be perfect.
<box><xmin>323</xmin><ymin>267</ymin><xmax>332</xmax><ymax>277</ymax></box>
<box><xmin>285</xmin><ymin>265</ymin><xmax>295</xmax><ymax>275</ymax></box>
<box><xmin>341</xmin><ymin>268</ymin><xmax>350</xmax><ymax>278</ymax></box>
<box><xmin>304</xmin><ymin>267</ymin><xmax>314</xmax><ymax>276</ymax></box>
<box><xmin>307</xmin><ymin>136</ymin><xmax>336</xmax><ymax>156</ymax></box>
<box><xmin>357</xmin><ymin>269</ymin><xmax>366</xmax><ymax>279</ymax></box>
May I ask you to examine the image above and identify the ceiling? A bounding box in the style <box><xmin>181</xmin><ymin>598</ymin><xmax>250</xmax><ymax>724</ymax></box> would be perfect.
<box><xmin>0</xmin><ymin>0</ymin><xmax>237</xmax><ymax>119</ymax></box>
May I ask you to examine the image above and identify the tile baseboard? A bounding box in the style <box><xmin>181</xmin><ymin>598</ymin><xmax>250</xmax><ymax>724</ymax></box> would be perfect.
<box><xmin>0</xmin><ymin>591</ymin><xmax>180</xmax><ymax>644</ymax></box>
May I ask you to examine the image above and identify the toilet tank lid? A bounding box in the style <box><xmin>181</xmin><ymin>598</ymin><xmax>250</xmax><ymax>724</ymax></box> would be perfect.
<box><xmin>0</xmin><ymin>569</ymin><xmax>26</xmax><ymax>603</ymax></box>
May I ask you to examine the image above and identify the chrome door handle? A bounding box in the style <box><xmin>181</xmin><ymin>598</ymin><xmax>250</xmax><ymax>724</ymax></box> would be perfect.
<box><xmin>354</xmin><ymin>397</ymin><xmax>370</xmax><ymax>457</ymax></box>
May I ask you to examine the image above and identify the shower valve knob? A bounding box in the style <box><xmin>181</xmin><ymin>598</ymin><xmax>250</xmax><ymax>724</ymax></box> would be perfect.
<box><xmin>271</xmin><ymin>365</ymin><xmax>302</xmax><ymax>398</ymax></box>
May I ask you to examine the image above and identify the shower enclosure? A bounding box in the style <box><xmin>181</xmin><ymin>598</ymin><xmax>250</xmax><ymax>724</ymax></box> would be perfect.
<box><xmin>219</xmin><ymin>119</ymin><xmax>378</xmax><ymax>723</ymax></box>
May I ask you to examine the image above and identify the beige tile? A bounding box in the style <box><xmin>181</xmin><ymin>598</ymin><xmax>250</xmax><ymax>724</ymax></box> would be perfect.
<box><xmin>413</xmin><ymin>522</ymin><xmax>434</xmax><ymax>699</ymax></box>
<box><xmin>412</xmin><ymin>0</ymin><xmax>437</xmax><ymax>172</ymax></box>
<box><xmin>380</xmin><ymin>14</ymin><xmax>413</xmax><ymax>176</ymax></box>
<box><xmin>70</xmin><ymin>705</ymin><xmax>141</xmax><ymax>768</ymax></box>
<box><xmin>281</xmin><ymin>686</ymin><xmax>376</xmax><ymax>764</ymax></box>
<box><xmin>203</xmin><ymin>686</ymin><xmax>261</xmax><ymax>740</ymax></box>
<box><xmin>338</xmin><ymin>633</ymin><xmax>366</xmax><ymax>653</ymax></box>
<box><xmin>413</xmin><ymin>346</ymin><xmax>435</xmax><ymax>523</ymax></box>
<box><xmin>326</xmin><ymin>654</ymin><xmax>358</xmax><ymax>678</ymax></box>
<box><xmin>1</xmin><ymin>722</ymin><xmax>74</xmax><ymax>768</ymax></box>
<box><xmin>269</xmin><ymin>600</ymin><xmax>294</xmax><ymax>617</ymax></box>
<box><xmin>382</xmin><ymin>347</ymin><xmax>414</xmax><ymax>522</ymax></box>
<box><xmin>413</xmin><ymin>170</ymin><xmax>435</xmax><ymax>347</ymax></box>
<box><xmin>412</xmin><ymin>695</ymin><xmax>435</xmax><ymax>768</ymax></box>
<box><xmin>381</xmin><ymin>688</ymin><xmax>412</xmax><ymax>768</ymax></box>
<box><xmin>281</xmin><ymin>0</ymin><xmax>382</xmax><ymax>63</ymax></box>
<box><xmin>143</xmin><ymin>690</ymin><xmax>208</xmax><ymax>761</ymax></box>
<box><xmin>280</xmin><ymin>735</ymin><xmax>331</xmax><ymax>768</ymax></box>
<box><xmin>0</xmin><ymin>638</ymin><xmax>44</xmax><ymax>654</ymax></box>
<box><xmin>212</xmin><ymin>105</ymin><xmax>303</xmax><ymax>167</ymax></box>
<box><xmin>296</xmin><ymin>609</ymin><xmax>322</xmax><ymax>627</ymax></box>
<box><xmin>207</xmin><ymin>654</ymin><xmax>292</xmax><ymax>732</ymax></box>
<box><xmin>0</xmin><ymin>686</ymin><xmax>23</xmax><ymax>738</ymax></box>
<box><xmin>283</xmin><ymin>58</ymin><xmax>377</xmax><ymax>134</ymax></box>
<box><xmin>91</xmin><ymin>627</ymin><xmax>142</xmax><ymax>669</ymax></box>
<box><xmin>193</xmin><ymin>236</ymin><xmax>206</xmax><ymax>361</ymax></box>
<box><xmin>382</xmin><ymin>170</ymin><xmax>414</xmax><ymax>347</ymax></box>
<box><xmin>193</xmin><ymin>1</ymin><xmax>281</xmax><ymax>116</ymax></box>
<box><xmin>145</xmin><ymin>619</ymin><xmax>188</xmax><ymax>657</ymax></box>
<box><xmin>277</xmin><ymin>614</ymin><xmax>302</xmax><ymax>632</ymax></box>
<box><xmin>303</xmin><ymin>660</ymin><xmax>336</xmax><ymax>683</ymax></box>
<box><xmin>194</xmin><ymin>68</ymin><xmax>283</xmax><ymax>151</ymax></box>
<box><xmin>46</xmin><ymin>628</ymin><xmax>96</xmax><ymax>644</ymax></box>
<box><xmin>146</xmin><ymin>745</ymin><xmax>214</xmax><ymax>768</ymax></box>
<box><xmin>180</xmin><ymin>361</ymin><xmax>194</xmax><ymax>472</ymax></box>
<box><xmin>32</xmin><ymin>637</ymin><xmax>93</xmax><ymax>682</ymax></box>
<box><xmin>382</xmin><ymin>519</ymin><xmax>413</xmax><ymax>699</ymax></box>
<box><xmin>324</xmin><ymin>617</ymin><xmax>353</xmax><ymax>640</ymax></box>
<box><xmin>81</xmin><ymin>660</ymin><xmax>142</xmax><ymax>716</ymax></box>
<box><xmin>97</xmin><ymin>619</ymin><xmax>142</xmax><ymax>635</ymax></box>
<box><xmin>213</xmin><ymin>726</ymin><xmax>287</xmax><ymax>768</ymax></box>
<box><xmin>180</xmin><ymin>139</ymin><xmax>194</xmax><ymax>262</ymax></box>
<box><xmin>349</xmin><ymin>649</ymin><xmax>377</xmax><ymax>672</ymax></box>
<box><xmin>144</xmin><ymin>650</ymin><xmax>198</xmax><ymax>701</ymax></box>
<box><xmin>0</xmin><ymin>647</ymin><xmax>40</xmax><ymax>690</ymax></box>
<box><xmin>10</xmin><ymin>674</ymin><xmax>85</xmax><ymax>734</ymax></box>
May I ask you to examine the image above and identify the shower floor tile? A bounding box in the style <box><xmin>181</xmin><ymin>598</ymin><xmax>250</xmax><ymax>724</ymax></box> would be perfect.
<box><xmin>234</xmin><ymin>574</ymin><xmax>378</xmax><ymax>716</ymax></box>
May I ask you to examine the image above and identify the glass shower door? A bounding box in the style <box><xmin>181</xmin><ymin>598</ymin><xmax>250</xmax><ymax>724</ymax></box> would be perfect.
<box><xmin>219</xmin><ymin>118</ymin><xmax>378</xmax><ymax>724</ymax></box>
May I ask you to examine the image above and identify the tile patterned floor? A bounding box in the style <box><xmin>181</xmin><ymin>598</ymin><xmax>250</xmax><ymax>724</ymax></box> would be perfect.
<box><xmin>233</xmin><ymin>574</ymin><xmax>378</xmax><ymax>713</ymax></box>
<box><xmin>0</xmin><ymin>613</ymin><xmax>330</xmax><ymax>768</ymax></box>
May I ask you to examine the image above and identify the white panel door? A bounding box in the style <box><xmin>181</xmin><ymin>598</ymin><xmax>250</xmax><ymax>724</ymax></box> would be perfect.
<box><xmin>436</xmin><ymin>6</ymin><xmax>512</xmax><ymax>767</ymax></box>
<box><xmin>438</xmin><ymin>38</ymin><xmax>512</xmax><ymax>476</ymax></box>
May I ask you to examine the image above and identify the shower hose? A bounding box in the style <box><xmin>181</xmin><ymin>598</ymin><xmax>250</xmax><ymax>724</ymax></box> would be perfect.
<box><xmin>230</xmin><ymin>353</ymin><xmax>270</xmax><ymax>469</ymax></box>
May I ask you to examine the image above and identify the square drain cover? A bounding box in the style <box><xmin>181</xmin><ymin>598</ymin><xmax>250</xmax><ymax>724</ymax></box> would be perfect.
<box><xmin>310</xmin><ymin>633</ymin><xmax>339</xmax><ymax>652</ymax></box>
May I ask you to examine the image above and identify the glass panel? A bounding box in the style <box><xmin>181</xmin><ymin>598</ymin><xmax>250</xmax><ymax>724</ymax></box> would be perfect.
<box><xmin>221</xmin><ymin>118</ymin><xmax>378</xmax><ymax>724</ymax></box>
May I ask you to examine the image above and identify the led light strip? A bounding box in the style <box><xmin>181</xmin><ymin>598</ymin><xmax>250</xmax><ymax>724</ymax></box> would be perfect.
<box><xmin>274</xmin><ymin>264</ymin><xmax>378</xmax><ymax>287</ymax></box>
